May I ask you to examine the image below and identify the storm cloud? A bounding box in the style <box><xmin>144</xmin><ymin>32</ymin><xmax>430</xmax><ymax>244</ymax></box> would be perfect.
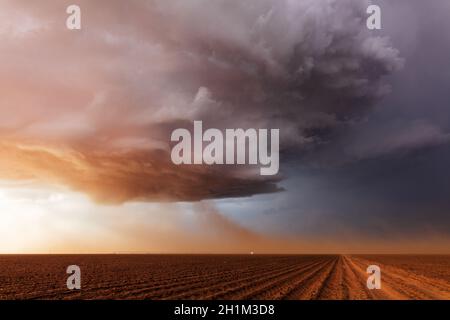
<box><xmin>1</xmin><ymin>0</ymin><xmax>450</xmax><ymax>252</ymax></box>
<box><xmin>0</xmin><ymin>0</ymin><xmax>403</xmax><ymax>202</ymax></box>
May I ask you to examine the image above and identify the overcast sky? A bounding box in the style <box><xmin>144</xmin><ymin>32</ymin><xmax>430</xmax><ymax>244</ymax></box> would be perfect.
<box><xmin>0</xmin><ymin>0</ymin><xmax>449</xmax><ymax>253</ymax></box>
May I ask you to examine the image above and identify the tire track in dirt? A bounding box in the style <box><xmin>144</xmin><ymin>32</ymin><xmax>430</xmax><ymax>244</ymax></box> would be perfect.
<box><xmin>340</xmin><ymin>255</ymin><xmax>376</xmax><ymax>300</ymax></box>
<box><xmin>342</xmin><ymin>255</ymin><xmax>405</xmax><ymax>300</ymax></box>
<box><xmin>350</xmin><ymin>256</ymin><xmax>450</xmax><ymax>300</ymax></box>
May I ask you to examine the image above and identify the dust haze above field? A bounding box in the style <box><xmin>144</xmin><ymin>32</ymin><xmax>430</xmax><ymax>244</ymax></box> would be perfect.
<box><xmin>0</xmin><ymin>0</ymin><xmax>450</xmax><ymax>253</ymax></box>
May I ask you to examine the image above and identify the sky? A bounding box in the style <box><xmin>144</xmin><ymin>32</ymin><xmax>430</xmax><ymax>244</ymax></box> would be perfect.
<box><xmin>0</xmin><ymin>0</ymin><xmax>449</xmax><ymax>253</ymax></box>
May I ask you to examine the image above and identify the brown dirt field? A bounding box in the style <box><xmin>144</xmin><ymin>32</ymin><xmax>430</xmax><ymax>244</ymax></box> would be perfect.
<box><xmin>0</xmin><ymin>254</ymin><xmax>449</xmax><ymax>300</ymax></box>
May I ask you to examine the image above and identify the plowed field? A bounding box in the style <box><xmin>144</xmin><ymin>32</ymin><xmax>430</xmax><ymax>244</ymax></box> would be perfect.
<box><xmin>0</xmin><ymin>255</ymin><xmax>449</xmax><ymax>299</ymax></box>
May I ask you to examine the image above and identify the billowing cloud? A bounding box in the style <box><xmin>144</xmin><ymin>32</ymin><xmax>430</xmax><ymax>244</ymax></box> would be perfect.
<box><xmin>0</xmin><ymin>0</ymin><xmax>403</xmax><ymax>202</ymax></box>
<box><xmin>0</xmin><ymin>141</ymin><xmax>282</xmax><ymax>203</ymax></box>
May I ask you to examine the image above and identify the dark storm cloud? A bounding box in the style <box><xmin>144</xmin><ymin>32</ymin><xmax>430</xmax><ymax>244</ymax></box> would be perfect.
<box><xmin>169</xmin><ymin>0</ymin><xmax>404</xmax><ymax>147</ymax></box>
<box><xmin>1</xmin><ymin>0</ymin><xmax>449</xmax><ymax>251</ymax></box>
<box><xmin>267</xmin><ymin>0</ymin><xmax>450</xmax><ymax>242</ymax></box>
<box><xmin>0</xmin><ymin>0</ymin><xmax>404</xmax><ymax>202</ymax></box>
